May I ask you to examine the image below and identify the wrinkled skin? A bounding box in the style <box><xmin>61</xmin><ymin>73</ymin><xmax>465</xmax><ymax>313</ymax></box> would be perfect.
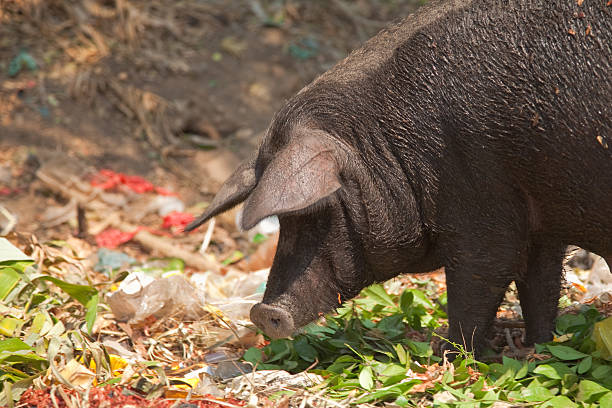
<box><xmin>187</xmin><ymin>0</ymin><xmax>612</xmax><ymax>356</ymax></box>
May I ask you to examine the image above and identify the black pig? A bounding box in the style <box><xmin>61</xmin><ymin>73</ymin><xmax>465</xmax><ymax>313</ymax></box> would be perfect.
<box><xmin>187</xmin><ymin>0</ymin><xmax>611</xmax><ymax>356</ymax></box>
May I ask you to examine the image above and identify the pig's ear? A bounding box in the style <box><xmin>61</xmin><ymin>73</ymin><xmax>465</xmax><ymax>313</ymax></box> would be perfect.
<box><xmin>184</xmin><ymin>157</ymin><xmax>257</xmax><ymax>231</ymax></box>
<box><xmin>241</xmin><ymin>131</ymin><xmax>344</xmax><ymax>230</ymax></box>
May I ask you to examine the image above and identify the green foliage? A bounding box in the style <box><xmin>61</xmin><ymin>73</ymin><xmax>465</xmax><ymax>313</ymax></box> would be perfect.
<box><xmin>242</xmin><ymin>282</ymin><xmax>612</xmax><ymax>406</ymax></box>
<box><xmin>0</xmin><ymin>239</ymin><xmax>102</xmax><ymax>404</ymax></box>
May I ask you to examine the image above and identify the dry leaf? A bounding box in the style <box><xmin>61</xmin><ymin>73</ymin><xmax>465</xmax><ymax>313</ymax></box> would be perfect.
<box><xmin>56</xmin><ymin>359</ymin><xmax>96</xmax><ymax>389</ymax></box>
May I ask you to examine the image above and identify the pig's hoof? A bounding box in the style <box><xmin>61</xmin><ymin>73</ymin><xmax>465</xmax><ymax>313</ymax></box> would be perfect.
<box><xmin>250</xmin><ymin>303</ymin><xmax>295</xmax><ymax>339</ymax></box>
<box><xmin>438</xmin><ymin>342</ymin><xmax>462</xmax><ymax>362</ymax></box>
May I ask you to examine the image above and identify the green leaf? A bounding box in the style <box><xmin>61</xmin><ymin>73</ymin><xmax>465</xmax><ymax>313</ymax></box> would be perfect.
<box><xmin>521</xmin><ymin>385</ymin><xmax>554</xmax><ymax>402</ymax></box>
<box><xmin>359</xmin><ymin>366</ymin><xmax>374</xmax><ymax>390</ymax></box>
<box><xmin>502</xmin><ymin>356</ymin><xmax>522</xmax><ymax>375</ymax></box>
<box><xmin>556</xmin><ymin>313</ymin><xmax>587</xmax><ymax>334</ymax></box>
<box><xmin>361</xmin><ymin>284</ymin><xmax>396</xmax><ymax>309</ymax></box>
<box><xmin>221</xmin><ymin>250</ymin><xmax>244</xmax><ymax>266</ymax></box>
<box><xmin>577</xmin><ymin>380</ymin><xmax>610</xmax><ymax>403</ymax></box>
<box><xmin>355</xmin><ymin>381</ymin><xmax>420</xmax><ymax>404</ymax></box>
<box><xmin>577</xmin><ymin>356</ymin><xmax>592</xmax><ymax>374</ymax></box>
<box><xmin>27</xmin><ymin>312</ymin><xmax>50</xmax><ymax>336</ymax></box>
<box><xmin>591</xmin><ymin>364</ymin><xmax>612</xmax><ymax>380</ymax></box>
<box><xmin>406</xmin><ymin>340</ymin><xmax>432</xmax><ymax>357</ymax></box>
<box><xmin>394</xmin><ymin>395</ymin><xmax>411</xmax><ymax>407</ymax></box>
<box><xmin>394</xmin><ymin>343</ymin><xmax>407</xmax><ymax>365</ymax></box>
<box><xmin>0</xmin><ymin>267</ymin><xmax>21</xmax><ymax>300</ymax></box>
<box><xmin>162</xmin><ymin>257</ymin><xmax>185</xmax><ymax>273</ymax></box>
<box><xmin>0</xmin><ymin>338</ymin><xmax>32</xmax><ymax>353</ymax></box>
<box><xmin>540</xmin><ymin>395</ymin><xmax>577</xmax><ymax>408</ymax></box>
<box><xmin>379</xmin><ymin>364</ymin><xmax>407</xmax><ymax>378</ymax></box>
<box><xmin>326</xmin><ymin>355</ymin><xmax>357</xmax><ymax>373</ymax></box>
<box><xmin>547</xmin><ymin>344</ymin><xmax>589</xmax><ymax>360</ymax></box>
<box><xmin>264</xmin><ymin>342</ymin><xmax>290</xmax><ymax>363</ymax></box>
<box><xmin>404</xmin><ymin>289</ymin><xmax>434</xmax><ymax>309</ymax></box>
<box><xmin>0</xmin><ymin>373</ymin><xmax>37</xmax><ymax>405</ymax></box>
<box><xmin>0</xmin><ymin>317</ymin><xmax>24</xmax><ymax>336</ymax></box>
<box><xmin>32</xmin><ymin>276</ymin><xmax>97</xmax><ymax>306</ymax></box>
<box><xmin>243</xmin><ymin>347</ymin><xmax>264</xmax><ymax>365</ymax></box>
<box><xmin>252</xmin><ymin>233</ymin><xmax>268</xmax><ymax>244</ymax></box>
<box><xmin>533</xmin><ymin>362</ymin><xmax>573</xmax><ymax>380</ymax></box>
<box><xmin>399</xmin><ymin>290</ymin><xmax>413</xmax><ymax>314</ymax></box>
<box><xmin>293</xmin><ymin>338</ymin><xmax>317</xmax><ymax>362</ymax></box>
<box><xmin>268</xmin><ymin>390</ymin><xmax>296</xmax><ymax>400</ymax></box>
<box><xmin>0</xmin><ymin>351</ymin><xmax>46</xmax><ymax>364</ymax></box>
<box><xmin>599</xmin><ymin>392</ymin><xmax>612</xmax><ymax>407</ymax></box>
<box><xmin>593</xmin><ymin>316</ymin><xmax>612</xmax><ymax>360</ymax></box>
<box><xmin>516</xmin><ymin>361</ymin><xmax>529</xmax><ymax>379</ymax></box>
<box><xmin>85</xmin><ymin>293</ymin><xmax>99</xmax><ymax>335</ymax></box>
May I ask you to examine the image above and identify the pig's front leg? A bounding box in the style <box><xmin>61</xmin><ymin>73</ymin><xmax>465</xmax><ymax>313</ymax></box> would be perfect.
<box><xmin>516</xmin><ymin>240</ymin><xmax>565</xmax><ymax>345</ymax></box>
<box><xmin>444</xmin><ymin>269</ymin><xmax>512</xmax><ymax>358</ymax></box>
<box><xmin>441</xmin><ymin>237</ymin><xmax>526</xmax><ymax>358</ymax></box>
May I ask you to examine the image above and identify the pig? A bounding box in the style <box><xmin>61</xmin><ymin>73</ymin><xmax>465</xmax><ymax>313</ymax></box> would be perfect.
<box><xmin>186</xmin><ymin>0</ymin><xmax>612</xmax><ymax>356</ymax></box>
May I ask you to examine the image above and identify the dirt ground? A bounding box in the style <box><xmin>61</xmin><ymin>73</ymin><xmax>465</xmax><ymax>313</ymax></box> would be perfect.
<box><xmin>3</xmin><ymin>2</ymin><xmax>612</xmax><ymax>407</ymax></box>
<box><xmin>0</xmin><ymin>0</ymin><xmax>424</xmax><ymax>238</ymax></box>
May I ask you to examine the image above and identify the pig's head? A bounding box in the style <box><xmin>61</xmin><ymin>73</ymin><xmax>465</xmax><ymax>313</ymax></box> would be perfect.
<box><xmin>186</xmin><ymin>124</ymin><xmax>427</xmax><ymax>338</ymax></box>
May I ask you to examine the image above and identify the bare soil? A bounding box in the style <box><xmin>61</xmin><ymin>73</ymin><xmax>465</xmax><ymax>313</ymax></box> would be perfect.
<box><xmin>0</xmin><ymin>0</ymin><xmax>423</xmax><ymax>237</ymax></box>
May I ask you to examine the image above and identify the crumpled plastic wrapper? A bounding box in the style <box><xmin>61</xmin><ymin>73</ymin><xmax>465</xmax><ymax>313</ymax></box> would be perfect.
<box><xmin>227</xmin><ymin>370</ymin><xmax>323</xmax><ymax>400</ymax></box>
<box><xmin>107</xmin><ymin>272</ymin><xmax>207</xmax><ymax>323</ymax></box>
<box><xmin>585</xmin><ymin>257</ymin><xmax>612</xmax><ymax>298</ymax></box>
<box><xmin>566</xmin><ymin>255</ymin><xmax>612</xmax><ymax>299</ymax></box>
<box><xmin>190</xmin><ymin>268</ymin><xmax>268</xmax><ymax>321</ymax></box>
<box><xmin>106</xmin><ymin>266</ymin><xmax>270</xmax><ymax>325</ymax></box>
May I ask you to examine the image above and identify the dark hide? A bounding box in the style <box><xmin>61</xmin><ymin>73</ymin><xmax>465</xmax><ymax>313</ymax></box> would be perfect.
<box><xmin>186</xmin><ymin>0</ymin><xmax>611</xmax><ymax>356</ymax></box>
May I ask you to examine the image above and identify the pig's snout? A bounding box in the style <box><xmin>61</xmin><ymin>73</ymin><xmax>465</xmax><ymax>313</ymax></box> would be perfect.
<box><xmin>250</xmin><ymin>303</ymin><xmax>295</xmax><ymax>339</ymax></box>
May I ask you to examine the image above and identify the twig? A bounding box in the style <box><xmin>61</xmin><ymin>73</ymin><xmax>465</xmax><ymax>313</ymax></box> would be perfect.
<box><xmin>246</xmin><ymin>0</ymin><xmax>270</xmax><ymax>23</ymax></box>
<box><xmin>199</xmin><ymin>218</ymin><xmax>215</xmax><ymax>255</ymax></box>
<box><xmin>76</xmin><ymin>204</ymin><xmax>87</xmax><ymax>238</ymax></box>
<box><xmin>306</xmin><ymin>390</ymin><xmax>348</xmax><ymax>408</ymax></box>
<box><xmin>56</xmin><ymin>386</ymin><xmax>76</xmax><ymax>408</ymax></box>
<box><xmin>50</xmin><ymin>385</ymin><xmax>60</xmax><ymax>408</ymax></box>
<box><xmin>198</xmin><ymin>397</ymin><xmax>244</xmax><ymax>408</ymax></box>
<box><xmin>115</xmin><ymin>222</ymin><xmax>219</xmax><ymax>272</ymax></box>
<box><xmin>37</xmin><ymin>169</ymin><xmax>217</xmax><ymax>271</ymax></box>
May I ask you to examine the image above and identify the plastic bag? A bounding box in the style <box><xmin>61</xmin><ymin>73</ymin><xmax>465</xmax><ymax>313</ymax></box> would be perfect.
<box><xmin>190</xmin><ymin>268</ymin><xmax>268</xmax><ymax>321</ymax></box>
<box><xmin>107</xmin><ymin>273</ymin><xmax>206</xmax><ymax>323</ymax></box>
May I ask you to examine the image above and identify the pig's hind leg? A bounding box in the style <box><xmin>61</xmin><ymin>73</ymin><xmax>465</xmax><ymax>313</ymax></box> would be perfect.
<box><xmin>516</xmin><ymin>240</ymin><xmax>566</xmax><ymax>345</ymax></box>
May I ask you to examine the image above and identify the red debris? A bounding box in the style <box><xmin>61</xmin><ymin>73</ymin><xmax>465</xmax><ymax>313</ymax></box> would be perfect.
<box><xmin>162</xmin><ymin>211</ymin><xmax>195</xmax><ymax>231</ymax></box>
<box><xmin>95</xmin><ymin>228</ymin><xmax>142</xmax><ymax>249</ymax></box>
<box><xmin>121</xmin><ymin>174</ymin><xmax>154</xmax><ymax>193</ymax></box>
<box><xmin>154</xmin><ymin>186</ymin><xmax>179</xmax><ymax>196</ymax></box>
<box><xmin>12</xmin><ymin>385</ymin><xmax>244</xmax><ymax>408</ymax></box>
<box><xmin>0</xmin><ymin>187</ymin><xmax>23</xmax><ymax>196</ymax></box>
<box><xmin>90</xmin><ymin>169</ymin><xmax>159</xmax><ymax>194</ymax></box>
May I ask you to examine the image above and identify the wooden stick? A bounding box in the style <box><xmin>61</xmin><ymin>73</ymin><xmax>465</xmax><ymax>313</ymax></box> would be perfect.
<box><xmin>37</xmin><ymin>170</ymin><xmax>219</xmax><ymax>272</ymax></box>
<box><xmin>115</xmin><ymin>222</ymin><xmax>219</xmax><ymax>272</ymax></box>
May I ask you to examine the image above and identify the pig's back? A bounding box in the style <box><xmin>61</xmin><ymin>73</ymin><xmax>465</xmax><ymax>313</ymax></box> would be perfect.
<box><xmin>292</xmin><ymin>0</ymin><xmax>611</xmax><ymax>250</ymax></box>
<box><xmin>424</xmin><ymin>0</ymin><xmax>611</xmax><ymax>246</ymax></box>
